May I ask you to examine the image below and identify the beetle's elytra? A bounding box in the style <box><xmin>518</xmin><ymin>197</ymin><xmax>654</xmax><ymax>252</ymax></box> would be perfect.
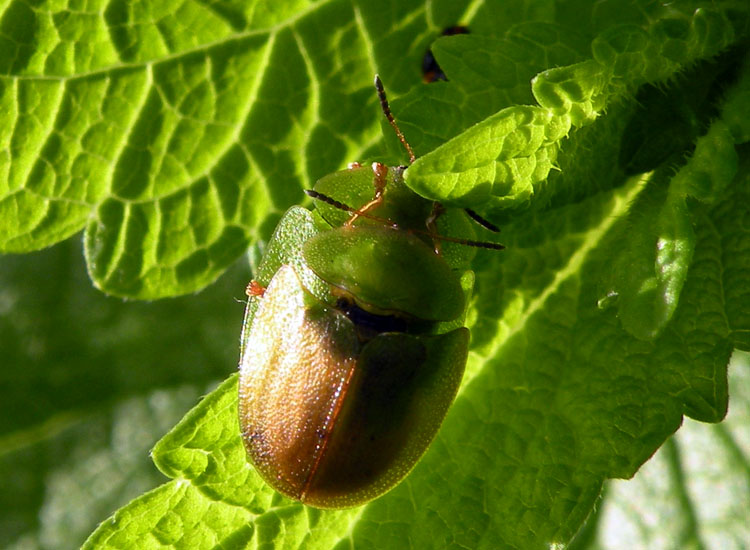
<box><xmin>238</xmin><ymin>76</ymin><xmax>502</xmax><ymax>509</ymax></box>
<box><xmin>240</xmin><ymin>264</ymin><xmax>469</xmax><ymax>508</ymax></box>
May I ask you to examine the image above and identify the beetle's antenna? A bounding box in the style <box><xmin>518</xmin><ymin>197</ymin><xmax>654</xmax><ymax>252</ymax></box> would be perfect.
<box><xmin>305</xmin><ymin>189</ymin><xmax>398</xmax><ymax>228</ymax></box>
<box><xmin>306</xmin><ymin>189</ymin><xmax>504</xmax><ymax>250</ymax></box>
<box><xmin>305</xmin><ymin>189</ymin><xmax>357</xmax><ymax>214</ymax></box>
<box><xmin>464</xmin><ymin>208</ymin><xmax>501</xmax><ymax>233</ymax></box>
<box><xmin>434</xmin><ymin>234</ymin><xmax>505</xmax><ymax>250</ymax></box>
<box><xmin>374</xmin><ymin>75</ymin><xmax>416</xmax><ymax>164</ymax></box>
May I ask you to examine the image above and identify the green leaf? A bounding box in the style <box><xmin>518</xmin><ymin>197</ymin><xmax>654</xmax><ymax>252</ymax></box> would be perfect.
<box><xmin>404</xmin><ymin>3</ymin><xmax>743</xmax><ymax>216</ymax></box>
<box><xmin>84</xmin><ymin>162</ymin><xmax>749</xmax><ymax>547</ymax></box>
<box><xmin>605</xmin><ymin>55</ymin><xmax>750</xmax><ymax>340</ymax></box>
<box><xmin>0</xmin><ymin>237</ymin><xmax>252</xmax><ymax>549</ymax></box>
<box><xmin>599</xmin><ymin>174</ymin><xmax>696</xmax><ymax>341</ymax></box>
<box><xmin>2</xmin><ymin>0</ymin><xmax>750</xmax><ymax>548</ymax></box>
<box><xmin>0</xmin><ymin>0</ymin><xmax>387</xmax><ymax>298</ymax></box>
<box><xmin>405</xmin><ymin>104</ymin><xmax>562</xmax><ymax>208</ymax></box>
<box><xmin>571</xmin><ymin>352</ymin><xmax>750</xmax><ymax>549</ymax></box>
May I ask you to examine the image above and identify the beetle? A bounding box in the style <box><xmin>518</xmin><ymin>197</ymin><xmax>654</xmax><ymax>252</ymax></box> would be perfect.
<box><xmin>238</xmin><ymin>76</ymin><xmax>502</xmax><ymax>509</ymax></box>
<box><xmin>422</xmin><ymin>25</ymin><xmax>470</xmax><ymax>83</ymax></box>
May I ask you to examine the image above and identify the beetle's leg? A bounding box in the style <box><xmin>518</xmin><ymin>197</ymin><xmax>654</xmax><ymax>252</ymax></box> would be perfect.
<box><xmin>246</xmin><ymin>280</ymin><xmax>266</xmax><ymax>298</ymax></box>
<box><xmin>345</xmin><ymin>162</ymin><xmax>388</xmax><ymax>226</ymax></box>
<box><xmin>425</xmin><ymin>202</ymin><xmax>446</xmax><ymax>254</ymax></box>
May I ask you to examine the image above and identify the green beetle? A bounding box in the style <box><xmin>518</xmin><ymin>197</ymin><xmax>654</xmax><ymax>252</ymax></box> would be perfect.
<box><xmin>238</xmin><ymin>77</ymin><xmax>502</xmax><ymax>509</ymax></box>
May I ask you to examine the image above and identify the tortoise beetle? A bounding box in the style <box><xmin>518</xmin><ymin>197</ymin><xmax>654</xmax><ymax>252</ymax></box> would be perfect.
<box><xmin>238</xmin><ymin>76</ymin><xmax>502</xmax><ymax>509</ymax></box>
<box><xmin>422</xmin><ymin>25</ymin><xmax>470</xmax><ymax>83</ymax></box>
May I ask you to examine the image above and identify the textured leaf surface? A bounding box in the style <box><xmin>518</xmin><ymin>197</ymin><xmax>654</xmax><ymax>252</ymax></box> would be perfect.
<box><xmin>1</xmin><ymin>0</ymin><xmax>749</xmax><ymax>549</ymax></box>
<box><xmin>1</xmin><ymin>0</ymin><xmax>391</xmax><ymax>298</ymax></box>
<box><xmin>404</xmin><ymin>3</ymin><xmax>744</xmax><ymax>215</ymax></box>
<box><xmin>85</xmin><ymin>165</ymin><xmax>750</xmax><ymax>548</ymax></box>
<box><xmin>574</xmin><ymin>354</ymin><xmax>750</xmax><ymax>550</ymax></box>
<box><xmin>0</xmin><ymin>239</ymin><xmax>250</xmax><ymax>549</ymax></box>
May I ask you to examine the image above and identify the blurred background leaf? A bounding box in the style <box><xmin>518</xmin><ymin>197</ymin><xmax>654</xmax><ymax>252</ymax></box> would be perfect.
<box><xmin>0</xmin><ymin>240</ymin><xmax>249</xmax><ymax>548</ymax></box>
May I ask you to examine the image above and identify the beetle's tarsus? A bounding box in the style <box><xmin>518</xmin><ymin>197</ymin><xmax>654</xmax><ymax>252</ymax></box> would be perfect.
<box><xmin>346</xmin><ymin>162</ymin><xmax>388</xmax><ymax>225</ymax></box>
<box><xmin>246</xmin><ymin>280</ymin><xmax>266</xmax><ymax>297</ymax></box>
